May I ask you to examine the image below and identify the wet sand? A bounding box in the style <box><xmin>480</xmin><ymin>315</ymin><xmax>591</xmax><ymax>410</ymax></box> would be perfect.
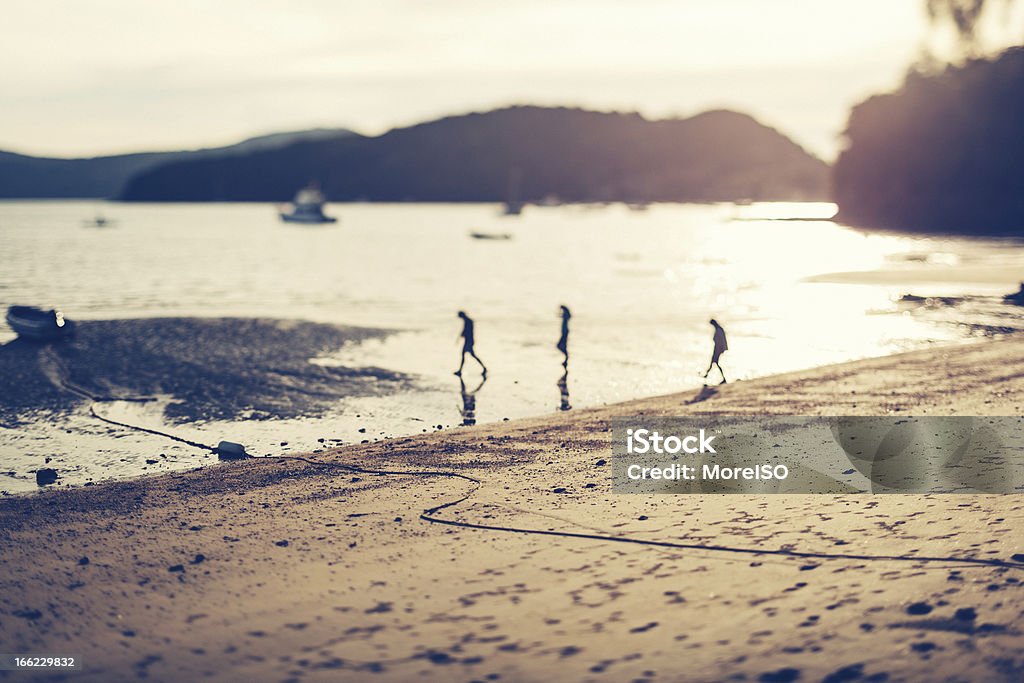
<box><xmin>0</xmin><ymin>318</ymin><xmax>413</xmax><ymax>494</ymax></box>
<box><xmin>0</xmin><ymin>318</ymin><xmax>407</xmax><ymax>425</ymax></box>
<box><xmin>1</xmin><ymin>336</ymin><xmax>1023</xmax><ymax>682</ymax></box>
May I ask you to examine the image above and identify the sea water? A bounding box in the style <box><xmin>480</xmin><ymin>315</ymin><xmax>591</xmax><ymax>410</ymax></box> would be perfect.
<box><xmin>2</xmin><ymin>200</ymin><xmax>1023</xmax><ymax>494</ymax></box>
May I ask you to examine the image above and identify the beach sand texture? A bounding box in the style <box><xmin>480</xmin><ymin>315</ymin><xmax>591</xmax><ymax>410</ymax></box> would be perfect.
<box><xmin>1</xmin><ymin>337</ymin><xmax>1023</xmax><ymax>682</ymax></box>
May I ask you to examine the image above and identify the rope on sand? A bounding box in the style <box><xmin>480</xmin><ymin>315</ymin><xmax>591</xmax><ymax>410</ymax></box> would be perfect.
<box><xmin>40</xmin><ymin>346</ymin><xmax>1024</xmax><ymax>571</ymax></box>
<box><xmin>41</xmin><ymin>346</ymin><xmax>216</xmax><ymax>452</ymax></box>
<box><xmin>265</xmin><ymin>456</ymin><xmax>1024</xmax><ymax>571</ymax></box>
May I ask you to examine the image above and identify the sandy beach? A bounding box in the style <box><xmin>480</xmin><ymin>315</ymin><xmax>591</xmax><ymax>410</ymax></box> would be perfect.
<box><xmin>1</xmin><ymin>336</ymin><xmax>1023</xmax><ymax>683</ymax></box>
<box><xmin>5</xmin><ymin>3</ymin><xmax>1024</xmax><ymax>682</ymax></box>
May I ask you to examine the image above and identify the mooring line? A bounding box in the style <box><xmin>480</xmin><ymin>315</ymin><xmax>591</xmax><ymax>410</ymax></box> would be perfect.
<box><xmin>419</xmin><ymin>509</ymin><xmax>1024</xmax><ymax>570</ymax></box>
<box><xmin>267</xmin><ymin>456</ymin><xmax>1024</xmax><ymax>571</ymax></box>
<box><xmin>40</xmin><ymin>346</ymin><xmax>1024</xmax><ymax>572</ymax></box>
<box><xmin>42</xmin><ymin>346</ymin><xmax>217</xmax><ymax>452</ymax></box>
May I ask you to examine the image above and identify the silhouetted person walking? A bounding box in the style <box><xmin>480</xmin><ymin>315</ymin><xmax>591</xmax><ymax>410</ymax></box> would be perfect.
<box><xmin>557</xmin><ymin>305</ymin><xmax>571</xmax><ymax>367</ymax></box>
<box><xmin>704</xmin><ymin>318</ymin><xmax>728</xmax><ymax>384</ymax></box>
<box><xmin>455</xmin><ymin>311</ymin><xmax>487</xmax><ymax>377</ymax></box>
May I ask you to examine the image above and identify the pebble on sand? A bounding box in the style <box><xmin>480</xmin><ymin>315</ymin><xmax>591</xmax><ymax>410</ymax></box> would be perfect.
<box><xmin>35</xmin><ymin>468</ymin><xmax>59</xmax><ymax>486</ymax></box>
<box><xmin>954</xmin><ymin>607</ymin><xmax>977</xmax><ymax>622</ymax></box>
<box><xmin>905</xmin><ymin>602</ymin><xmax>932</xmax><ymax>616</ymax></box>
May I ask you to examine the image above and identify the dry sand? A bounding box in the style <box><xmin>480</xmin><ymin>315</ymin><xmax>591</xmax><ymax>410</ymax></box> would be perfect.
<box><xmin>1</xmin><ymin>337</ymin><xmax>1023</xmax><ymax>682</ymax></box>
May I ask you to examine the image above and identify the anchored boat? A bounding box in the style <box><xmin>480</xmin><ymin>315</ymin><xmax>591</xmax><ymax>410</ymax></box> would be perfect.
<box><xmin>1004</xmin><ymin>282</ymin><xmax>1024</xmax><ymax>305</ymax></box>
<box><xmin>469</xmin><ymin>231</ymin><xmax>513</xmax><ymax>240</ymax></box>
<box><xmin>5</xmin><ymin>306</ymin><xmax>75</xmax><ymax>341</ymax></box>
<box><xmin>83</xmin><ymin>215</ymin><xmax>115</xmax><ymax>228</ymax></box>
<box><xmin>279</xmin><ymin>185</ymin><xmax>338</xmax><ymax>224</ymax></box>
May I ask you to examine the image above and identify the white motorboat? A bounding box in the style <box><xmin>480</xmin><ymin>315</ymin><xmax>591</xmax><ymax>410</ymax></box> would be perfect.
<box><xmin>279</xmin><ymin>185</ymin><xmax>338</xmax><ymax>224</ymax></box>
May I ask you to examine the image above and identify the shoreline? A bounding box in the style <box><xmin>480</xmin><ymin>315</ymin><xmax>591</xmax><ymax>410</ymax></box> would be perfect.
<box><xmin>0</xmin><ymin>328</ymin><xmax>1000</xmax><ymax>499</ymax></box>
<box><xmin>0</xmin><ymin>317</ymin><xmax>407</xmax><ymax>495</ymax></box>
<box><xmin>2</xmin><ymin>336</ymin><xmax>1023</xmax><ymax>681</ymax></box>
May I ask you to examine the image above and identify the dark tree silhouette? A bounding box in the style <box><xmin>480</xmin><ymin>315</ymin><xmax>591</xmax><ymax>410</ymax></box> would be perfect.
<box><xmin>927</xmin><ymin>0</ymin><xmax>1019</xmax><ymax>54</ymax></box>
<box><xmin>834</xmin><ymin>46</ymin><xmax>1024</xmax><ymax>235</ymax></box>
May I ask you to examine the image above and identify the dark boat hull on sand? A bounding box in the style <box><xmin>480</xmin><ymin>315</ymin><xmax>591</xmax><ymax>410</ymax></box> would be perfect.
<box><xmin>5</xmin><ymin>306</ymin><xmax>74</xmax><ymax>342</ymax></box>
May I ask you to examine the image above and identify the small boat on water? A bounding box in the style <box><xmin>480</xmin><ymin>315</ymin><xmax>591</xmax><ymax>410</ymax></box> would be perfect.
<box><xmin>83</xmin><ymin>215</ymin><xmax>115</xmax><ymax>228</ymax></box>
<box><xmin>5</xmin><ymin>306</ymin><xmax>75</xmax><ymax>341</ymax></box>
<box><xmin>470</xmin><ymin>231</ymin><xmax>513</xmax><ymax>241</ymax></box>
<box><xmin>501</xmin><ymin>200</ymin><xmax>524</xmax><ymax>216</ymax></box>
<box><xmin>1004</xmin><ymin>282</ymin><xmax>1024</xmax><ymax>305</ymax></box>
<box><xmin>501</xmin><ymin>168</ymin><xmax>524</xmax><ymax>217</ymax></box>
<box><xmin>279</xmin><ymin>185</ymin><xmax>338</xmax><ymax>224</ymax></box>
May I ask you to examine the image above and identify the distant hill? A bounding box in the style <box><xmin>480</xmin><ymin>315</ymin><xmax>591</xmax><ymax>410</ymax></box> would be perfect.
<box><xmin>0</xmin><ymin>128</ymin><xmax>357</xmax><ymax>199</ymax></box>
<box><xmin>120</xmin><ymin>107</ymin><xmax>829</xmax><ymax>203</ymax></box>
<box><xmin>834</xmin><ymin>47</ymin><xmax>1024</xmax><ymax>235</ymax></box>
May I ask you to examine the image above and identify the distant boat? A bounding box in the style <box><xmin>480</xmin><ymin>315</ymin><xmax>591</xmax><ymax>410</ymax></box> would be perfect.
<box><xmin>1004</xmin><ymin>282</ymin><xmax>1024</xmax><ymax>305</ymax></box>
<box><xmin>501</xmin><ymin>167</ymin><xmax>524</xmax><ymax>216</ymax></box>
<box><xmin>83</xmin><ymin>215</ymin><xmax>114</xmax><ymax>228</ymax></box>
<box><xmin>5</xmin><ymin>306</ymin><xmax>74</xmax><ymax>342</ymax></box>
<box><xmin>470</xmin><ymin>231</ymin><xmax>513</xmax><ymax>241</ymax></box>
<box><xmin>279</xmin><ymin>185</ymin><xmax>338</xmax><ymax>224</ymax></box>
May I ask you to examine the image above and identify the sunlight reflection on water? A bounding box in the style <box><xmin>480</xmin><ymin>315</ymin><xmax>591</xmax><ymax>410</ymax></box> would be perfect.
<box><xmin>2</xmin><ymin>200</ymin><xmax>1023</xmax><ymax>492</ymax></box>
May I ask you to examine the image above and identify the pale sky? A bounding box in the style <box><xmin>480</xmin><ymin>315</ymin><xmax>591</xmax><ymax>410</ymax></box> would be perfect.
<box><xmin>0</xmin><ymin>0</ymin><xmax>973</xmax><ymax>161</ymax></box>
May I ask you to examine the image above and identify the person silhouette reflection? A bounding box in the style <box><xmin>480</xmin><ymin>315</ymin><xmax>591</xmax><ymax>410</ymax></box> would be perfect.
<box><xmin>458</xmin><ymin>375</ymin><xmax>486</xmax><ymax>426</ymax></box>
<box><xmin>557</xmin><ymin>369</ymin><xmax>572</xmax><ymax>411</ymax></box>
<box><xmin>556</xmin><ymin>305</ymin><xmax>571</xmax><ymax>368</ymax></box>
<box><xmin>703</xmin><ymin>318</ymin><xmax>728</xmax><ymax>384</ymax></box>
<box><xmin>455</xmin><ymin>311</ymin><xmax>487</xmax><ymax>377</ymax></box>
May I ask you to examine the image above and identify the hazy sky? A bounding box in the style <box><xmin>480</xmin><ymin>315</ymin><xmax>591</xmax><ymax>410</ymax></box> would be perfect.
<box><xmin>0</xmin><ymin>1</ymin><xmax>967</xmax><ymax>160</ymax></box>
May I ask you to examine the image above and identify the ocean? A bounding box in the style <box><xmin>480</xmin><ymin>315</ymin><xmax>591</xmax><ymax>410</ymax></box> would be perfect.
<box><xmin>2</xmin><ymin>200</ymin><xmax>1023</xmax><ymax>494</ymax></box>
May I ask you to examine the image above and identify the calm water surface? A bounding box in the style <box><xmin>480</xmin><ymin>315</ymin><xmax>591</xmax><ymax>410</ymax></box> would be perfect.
<box><xmin>2</xmin><ymin>201</ymin><xmax>1023</xmax><ymax>493</ymax></box>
